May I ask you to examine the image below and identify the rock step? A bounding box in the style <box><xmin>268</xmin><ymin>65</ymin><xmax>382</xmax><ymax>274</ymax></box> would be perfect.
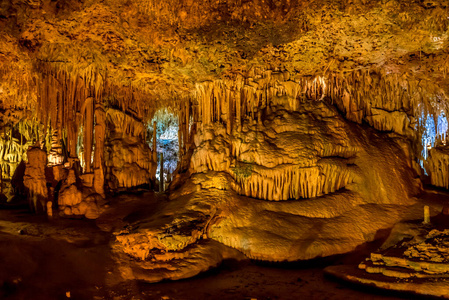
<box><xmin>359</xmin><ymin>259</ymin><xmax>449</xmax><ymax>279</ymax></box>
<box><xmin>364</xmin><ymin>252</ymin><xmax>449</xmax><ymax>274</ymax></box>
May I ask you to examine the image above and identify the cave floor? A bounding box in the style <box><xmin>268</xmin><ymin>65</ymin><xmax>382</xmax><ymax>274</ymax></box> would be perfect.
<box><xmin>0</xmin><ymin>189</ymin><xmax>446</xmax><ymax>300</ymax></box>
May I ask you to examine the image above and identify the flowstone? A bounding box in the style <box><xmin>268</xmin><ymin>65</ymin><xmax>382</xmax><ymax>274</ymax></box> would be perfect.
<box><xmin>104</xmin><ymin>109</ymin><xmax>157</xmax><ymax>191</ymax></box>
<box><xmin>23</xmin><ymin>147</ymin><xmax>48</xmax><ymax>212</ymax></box>
<box><xmin>113</xmin><ymin>101</ymin><xmax>422</xmax><ymax>282</ymax></box>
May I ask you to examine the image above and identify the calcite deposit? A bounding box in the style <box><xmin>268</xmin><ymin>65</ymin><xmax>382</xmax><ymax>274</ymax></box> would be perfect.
<box><xmin>104</xmin><ymin>108</ymin><xmax>157</xmax><ymax>191</ymax></box>
<box><xmin>326</xmin><ymin>209</ymin><xmax>449</xmax><ymax>299</ymax></box>
<box><xmin>1</xmin><ymin>0</ymin><xmax>449</xmax><ymax>298</ymax></box>
<box><xmin>113</xmin><ymin>101</ymin><xmax>421</xmax><ymax>281</ymax></box>
<box><xmin>23</xmin><ymin>147</ymin><xmax>48</xmax><ymax>212</ymax></box>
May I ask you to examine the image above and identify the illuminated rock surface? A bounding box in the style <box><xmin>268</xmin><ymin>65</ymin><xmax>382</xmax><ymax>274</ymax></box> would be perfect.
<box><xmin>0</xmin><ymin>0</ymin><xmax>449</xmax><ymax>298</ymax></box>
<box><xmin>325</xmin><ymin>209</ymin><xmax>449</xmax><ymax>299</ymax></box>
<box><xmin>112</xmin><ymin>101</ymin><xmax>421</xmax><ymax>282</ymax></box>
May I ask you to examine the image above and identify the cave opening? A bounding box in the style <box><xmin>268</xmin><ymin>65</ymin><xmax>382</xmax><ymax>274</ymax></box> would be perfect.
<box><xmin>148</xmin><ymin>108</ymin><xmax>179</xmax><ymax>190</ymax></box>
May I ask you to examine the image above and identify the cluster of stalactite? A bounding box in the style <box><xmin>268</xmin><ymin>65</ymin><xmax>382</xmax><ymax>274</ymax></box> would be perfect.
<box><xmin>0</xmin><ymin>61</ymin><xmax>196</xmax><ymax>216</ymax></box>
<box><xmin>231</xmin><ymin>162</ymin><xmax>354</xmax><ymax>201</ymax></box>
<box><xmin>104</xmin><ymin>109</ymin><xmax>157</xmax><ymax>190</ymax></box>
<box><xmin>176</xmin><ymin>100</ymin><xmax>192</xmax><ymax>172</ymax></box>
<box><xmin>189</xmin><ymin>101</ymin><xmax>360</xmax><ymax>201</ymax></box>
<box><xmin>34</xmin><ymin>62</ymin><xmax>187</xmax><ymax>177</ymax></box>
<box><xmin>0</xmin><ymin>67</ymin><xmax>36</xmax><ymax>124</ymax></box>
<box><xmin>35</xmin><ymin>62</ymin><xmax>104</xmax><ymax>168</ymax></box>
<box><xmin>5</xmin><ymin>59</ymin><xmax>448</xmax><ymax>207</ymax></box>
<box><xmin>133</xmin><ymin>0</ymin><xmax>301</xmax><ymax>28</ymax></box>
<box><xmin>192</xmin><ymin>67</ymin><xmax>449</xmax><ymax>161</ymax></box>
<box><xmin>0</xmin><ymin>120</ymin><xmax>37</xmax><ymax>180</ymax></box>
<box><xmin>34</xmin><ymin>62</ymin><xmax>181</xmax><ymax>160</ymax></box>
<box><xmin>14</xmin><ymin>63</ymin><xmax>174</xmax><ymax>215</ymax></box>
<box><xmin>188</xmin><ymin>67</ymin><xmax>449</xmax><ymax>199</ymax></box>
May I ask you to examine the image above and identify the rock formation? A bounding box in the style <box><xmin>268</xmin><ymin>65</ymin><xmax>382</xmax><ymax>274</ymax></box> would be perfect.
<box><xmin>23</xmin><ymin>147</ymin><xmax>48</xmax><ymax>212</ymax></box>
<box><xmin>326</xmin><ymin>208</ymin><xmax>449</xmax><ymax>299</ymax></box>
<box><xmin>1</xmin><ymin>0</ymin><xmax>449</xmax><ymax>297</ymax></box>
<box><xmin>104</xmin><ymin>108</ymin><xmax>157</xmax><ymax>191</ymax></box>
<box><xmin>113</xmin><ymin>100</ymin><xmax>421</xmax><ymax>281</ymax></box>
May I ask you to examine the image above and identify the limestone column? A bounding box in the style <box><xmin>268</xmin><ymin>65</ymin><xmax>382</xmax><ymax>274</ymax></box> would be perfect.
<box><xmin>82</xmin><ymin>97</ymin><xmax>94</xmax><ymax>173</ymax></box>
<box><xmin>236</xmin><ymin>92</ymin><xmax>241</xmax><ymax>132</ymax></box>
<box><xmin>93</xmin><ymin>104</ymin><xmax>105</xmax><ymax>196</ymax></box>
<box><xmin>159</xmin><ymin>152</ymin><xmax>164</xmax><ymax>192</ymax></box>
<box><xmin>227</xmin><ymin>89</ymin><xmax>232</xmax><ymax>134</ymax></box>
<box><xmin>184</xmin><ymin>100</ymin><xmax>189</xmax><ymax>152</ymax></box>
<box><xmin>67</xmin><ymin>120</ymin><xmax>77</xmax><ymax>159</ymax></box>
<box><xmin>151</xmin><ymin>121</ymin><xmax>158</xmax><ymax>183</ymax></box>
<box><xmin>423</xmin><ymin>205</ymin><xmax>430</xmax><ymax>224</ymax></box>
<box><xmin>153</xmin><ymin>121</ymin><xmax>157</xmax><ymax>163</ymax></box>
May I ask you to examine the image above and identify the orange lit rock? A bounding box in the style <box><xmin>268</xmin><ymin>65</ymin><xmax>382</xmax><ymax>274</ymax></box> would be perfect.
<box><xmin>58</xmin><ymin>169</ymin><xmax>82</xmax><ymax>214</ymax></box>
<box><xmin>104</xmin><ymin>109</ymin><xmax>156</xmax><ymax>190</ymax></box>
<box><xmin>113</xmin><ymin>101</ymin><xmax>421</xmax><ymax>281</ymax></box>
<box><xmin>23</xmin><ymin>147</ymin><xmax>48</xmax><ymax>212</ymax></box>
<box><xmin>2</xmin><ymin>0</ymin><xmax>449</xmax><ymax>293</ymax></box>
<box><xmin>93</xmin><ymin>105</ymin><xmax>106</xmax><ymax>196</ymax></box>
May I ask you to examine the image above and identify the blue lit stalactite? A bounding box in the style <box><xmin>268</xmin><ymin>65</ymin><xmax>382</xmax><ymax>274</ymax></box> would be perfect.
<box><xmin>418</xmin><ymin>111</ymin><xmax>448</xmax><ymax>174</ymax></box>
<box><xmin>437</xmin><ymin>113</ymin><xmax>448</xmax><ymax>145</ymax></box>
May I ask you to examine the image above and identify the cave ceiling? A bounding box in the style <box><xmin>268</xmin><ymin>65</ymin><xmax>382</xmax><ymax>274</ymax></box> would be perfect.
<box><xmin>1</xmin><ymin>0</ymin><xmax>449</xmax><ymax>124</ymax></box>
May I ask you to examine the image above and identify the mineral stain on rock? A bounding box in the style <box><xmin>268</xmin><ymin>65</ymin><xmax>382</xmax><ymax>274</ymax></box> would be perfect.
<box><xmin>0</xmin><ymin>0</ymin><xmax>449</xmax><ymax>298</ymax></box>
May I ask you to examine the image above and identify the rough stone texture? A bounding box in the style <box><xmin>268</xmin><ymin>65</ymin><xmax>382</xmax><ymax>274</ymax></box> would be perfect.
<box><xmin>93</xmin><ymin>105</ymin><xmax>106</xmax><ymax>196</ymax></box>
<box><xmin>426</xmin><ymin>146</ymin><xmax>449</xmax><ymax>189</ymax></box>
<box><xmin>23</xmin><ymin>147</ymin><xmax>48</xmax><ymax>212</ymax></box>
<box><xmin>1</xmin><ymin>0</ymin><xmax>449</xmax><ymax>291</ymax></box>
<box><xmin>104</xmin><ymin>109</ymin><xmax>156</xmax><ymax>191</ymax></box>
<box><xmin>326</xmin><ymin>264</ymin><xmax>449</xmax><ymax>299</ymax></box>
<box><xmin>113</xmin><ymin>101</ymin><xmax>421</xmax><ymax>281</ymax></box>
<box><xmin>58</xmin><ymin>168</ymin><xmax>101</xmax><ymax>219</ymax></box>
<box><xmin>325</xmin><ymin>212</ymin><xmax>449</xmax><ymax>298</ymax></box>
<box><xmin>1</xmin><ymin>1</ymin><xmax>448</xmax><ymax>169</ymax></box>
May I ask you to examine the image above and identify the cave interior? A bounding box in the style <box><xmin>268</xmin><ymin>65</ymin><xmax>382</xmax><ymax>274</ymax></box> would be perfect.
<box><xmin>2</xmin><ymin>0</ymin><xmax>449</xmax><ymax>299</ymax></box>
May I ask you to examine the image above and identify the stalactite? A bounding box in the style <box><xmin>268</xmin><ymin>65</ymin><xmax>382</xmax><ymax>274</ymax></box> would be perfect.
<box><xmin>82</xmin><ymin>97</ymin><xmax>94</xmax><ymax>173</ymax></box>
<box><xmin>185</xmin><ymin>100</ymin><xmax>189</xmax><ymax>152</ymax></box>
<box><xmin>227</xmin><ymin>88</ymin><xmax>232</xmax><ymax>134</ymax></box>
<box><xmin>153</xmin><ymin>121</ymin><xmax>157</xmax><ymax>164</ymax></box>
<box><xmin>236</xmin><ymin>90</ymin><xmax>241</xmax><ymax>132</ymax></box>
<box><xmin>93</xmin><ymin>104</ymin><xmax>106</xmax><ymax>196</ymax></box>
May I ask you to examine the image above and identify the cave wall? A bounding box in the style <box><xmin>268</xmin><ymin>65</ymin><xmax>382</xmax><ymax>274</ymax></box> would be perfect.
<box><xmin>104</xmin><ymin>108</ymin><xmax>156</xmax><ymax>191</ymax></box>
<box><xmin>0</xmin><ymin>0</ymin><xmax>448</xmax><ymax>215</ymax></box>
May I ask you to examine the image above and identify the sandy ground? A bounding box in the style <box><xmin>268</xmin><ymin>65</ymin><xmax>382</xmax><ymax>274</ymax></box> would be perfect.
<box><xmin>0</xmin><ymin>189</ymin><xmax>445</xmax><ymax>300</ymax></box>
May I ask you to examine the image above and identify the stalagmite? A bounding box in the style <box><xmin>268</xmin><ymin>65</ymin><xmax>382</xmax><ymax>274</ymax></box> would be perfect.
<box><xmin>423</xmin><ymin>205</ymin><xmax>430</xmax><ymax>224</ymax></box>
<box><xmin>48</xmin><ymin>129</ymin><xmax>64</xmax><ymax>166</ymax></box>
<box><xmin>47</xmin><ymin>201</ymin><xmax>53</xmax><ymax>218</ymax></box>
<box><xmin>23</xmin><ymin>147</ymin><xmax>48</xmax><ymax>212</ymax></box>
